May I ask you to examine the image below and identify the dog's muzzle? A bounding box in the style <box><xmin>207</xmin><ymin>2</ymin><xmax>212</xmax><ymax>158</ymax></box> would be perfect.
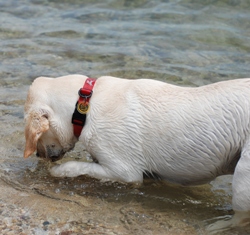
<box><xmin>36</xmin><ymin>148</ymin><xmax>66</xmax><ymax>162</ymax></box>
<box><xmin>36</xmin><ymin>152</ymin><xmax>64</xmax><ymax>162</ymax></box>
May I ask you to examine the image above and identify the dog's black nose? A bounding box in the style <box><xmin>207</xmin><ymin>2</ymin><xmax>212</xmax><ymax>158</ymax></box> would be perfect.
<box><xmin>51</xmin><ymin>156</ymin><xmax>62</xmax><ymax>162</ymax></box>
<box><xmin>36</xmin><ymin>152</ymin><xmax>40</xmax><ymax>157</ymax></box>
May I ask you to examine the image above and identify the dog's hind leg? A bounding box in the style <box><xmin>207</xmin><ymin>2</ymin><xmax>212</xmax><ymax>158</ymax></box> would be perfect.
<box><xmin>207</xmin><ymin>140</ymin><xmax>250</xmax><ymax>234</ymax></box>
<box><xmin>231</xmin><ymin>139</ymin><xmax>250</xmax><ymax>226</ymax></box>
<box><xmin>50</xmin><ymin>161</ymin><xmax>143</xmax><ymax>183</ymax></box>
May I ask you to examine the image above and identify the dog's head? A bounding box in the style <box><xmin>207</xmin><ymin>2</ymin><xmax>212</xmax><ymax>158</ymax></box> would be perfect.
<box><xmin>24</xmin><ymin>108</ymin><xmax>70</xmax><ymax>162</ymax></box>
<box><xmin>24</xmin><ymin>77</ymin><xmax>77</xmax><ymax>162</ymax></box>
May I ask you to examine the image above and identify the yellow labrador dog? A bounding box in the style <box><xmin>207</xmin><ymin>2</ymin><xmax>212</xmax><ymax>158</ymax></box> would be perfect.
<box><xmin>24</xmin><ymin>74</ymin><xmax>250</xmax><ymax>230</ymax></box>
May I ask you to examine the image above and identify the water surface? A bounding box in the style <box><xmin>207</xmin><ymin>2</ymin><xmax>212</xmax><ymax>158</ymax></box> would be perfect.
<box><xmin>1</xmin><ymin>0</ymin><xmax>250</xmax><ymax>234</ymax></box>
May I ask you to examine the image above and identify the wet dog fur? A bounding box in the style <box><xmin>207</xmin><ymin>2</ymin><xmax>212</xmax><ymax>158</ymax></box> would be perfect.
<box><xmin>24</xmin><ymin>74</ymin><xmax>250</xmax><ymax>230</ymax></box>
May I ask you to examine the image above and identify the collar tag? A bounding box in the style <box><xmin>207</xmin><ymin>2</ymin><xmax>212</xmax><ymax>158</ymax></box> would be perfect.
<box><xmin>72</xmin><ymin>78</ymin><xmax>96</xmax><ymax>138</ymax></box>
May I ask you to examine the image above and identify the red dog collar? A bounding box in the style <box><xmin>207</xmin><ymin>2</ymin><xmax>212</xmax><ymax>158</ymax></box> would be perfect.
<box><xmin>72</xmin><ymin>78</ymin><xmax>96</xmax><ymax>138</ymax></box>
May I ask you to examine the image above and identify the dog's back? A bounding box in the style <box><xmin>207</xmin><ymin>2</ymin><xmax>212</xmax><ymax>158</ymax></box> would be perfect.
<box><xmin>85</xmin><ymin>77</ymin><xmax>250</xmax><ymax>185</ymax></box>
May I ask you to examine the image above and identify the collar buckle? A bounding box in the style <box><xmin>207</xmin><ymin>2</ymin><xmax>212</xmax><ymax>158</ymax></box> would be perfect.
<box><xmin>78</xmin><ymin>89</ymin><xmax>93</xmax><ymax>98</ymax></box>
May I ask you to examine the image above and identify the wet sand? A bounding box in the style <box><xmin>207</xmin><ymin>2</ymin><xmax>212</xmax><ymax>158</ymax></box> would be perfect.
<box><xmin>0</xmin><ymin>156</ymin><xmax>244</xmax><ymax>235</ymax></box>
<box><xmin>0</xmin><ymin>175</ymin><xmax>205</xmax><ymax>235</ymax></box>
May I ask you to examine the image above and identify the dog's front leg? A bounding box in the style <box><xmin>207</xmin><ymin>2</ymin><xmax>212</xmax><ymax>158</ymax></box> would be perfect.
<box><xmin>50</xmin><ymin>161</ymin><xmax>143</xmax><ymax>183</ymax></box>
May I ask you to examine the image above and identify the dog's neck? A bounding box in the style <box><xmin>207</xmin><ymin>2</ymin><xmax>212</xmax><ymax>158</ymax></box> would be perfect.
<box><xmin>72</xmin><ymin>78</ymin><xmax>96</xmax><ymax>138</ymax></box>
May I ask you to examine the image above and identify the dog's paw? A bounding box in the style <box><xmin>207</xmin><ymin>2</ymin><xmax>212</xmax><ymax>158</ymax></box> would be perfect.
<box><xmin>50</xmin><ymin>162</ymin><xmax>82</xmax><ymax>178</ymax></box>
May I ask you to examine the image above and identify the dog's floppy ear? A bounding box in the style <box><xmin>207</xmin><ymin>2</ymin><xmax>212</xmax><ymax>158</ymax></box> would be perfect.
<box><xmin>24</xmin><ymin>109</ymin><xmax>49</xmax><ymax>158</ymax></box>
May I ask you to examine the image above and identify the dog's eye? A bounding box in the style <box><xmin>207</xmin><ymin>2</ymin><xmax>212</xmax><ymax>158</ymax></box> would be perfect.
<box><xmin>51</xmin><ymin>144</ymin><xmax>55</xmax><ymax>148</ymax></box>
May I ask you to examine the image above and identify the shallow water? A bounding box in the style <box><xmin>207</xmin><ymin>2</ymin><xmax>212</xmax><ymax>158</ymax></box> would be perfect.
<box><xmin>1</xmin><ymin>0</ymin><xmax>250</xmax><ymax>234</ymax></box>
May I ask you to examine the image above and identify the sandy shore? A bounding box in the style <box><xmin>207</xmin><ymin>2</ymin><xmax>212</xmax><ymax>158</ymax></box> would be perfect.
<box><xmin>0</xmin><ymin>176</ymin><xmax>201</xmax><ymax>235</ymax></box>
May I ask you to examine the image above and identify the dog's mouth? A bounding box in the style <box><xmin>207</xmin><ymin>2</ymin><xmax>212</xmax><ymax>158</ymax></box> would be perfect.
<box><xmin>50</xmin><ymin>155</ymin><xmax>64</xmax><ymax>162</ymax></box>
<box><xmin>36</xmin><ymin>142</ymin><xmax>74</xmax><ymax>162</ymax></box>
<box><xmin>36</xmin><ymin>152</ymin><xmax>64</xmax><ymax>162</ymax></box>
